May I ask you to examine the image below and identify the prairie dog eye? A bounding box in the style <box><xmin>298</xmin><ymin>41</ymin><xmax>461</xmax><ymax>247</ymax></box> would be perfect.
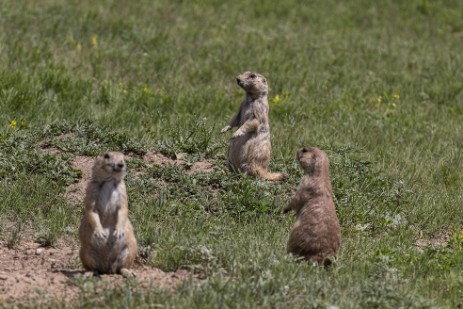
<box><xmin>103</xmin><ymin>153</ymin><xmax>110</xmax><ymax>159</ymax></box>
<box><xmin>249</xmin><ymin>73</ymin><xmax>257</xmax><ymax>79</ymax></box>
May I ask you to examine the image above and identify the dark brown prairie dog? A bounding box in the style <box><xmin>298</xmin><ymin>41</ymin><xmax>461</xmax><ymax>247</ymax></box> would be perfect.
<box><xmin>219</xmin><ymin>71</ymin><xmax>286</xmax><ymax>181</ymax></box>
<box><xmin>79</xmin><ymin>152</ymin><xmax>137</xmax><ymax>275</ymax></box>
<box><xmin>284</xmin><ymin>147</ymin><xmax>341</xmax><ymax>264</ymax></box>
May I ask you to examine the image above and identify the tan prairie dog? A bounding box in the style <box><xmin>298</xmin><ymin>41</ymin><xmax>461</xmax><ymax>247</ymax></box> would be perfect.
<box><xmin>284</xmin><ymin>147</ymin><xmax>341</xmax><ymax>264</ymax></box>
<box><xmin>79</xmin><ymin>152</ymin><xmax>137</xmax><ymax>275</ymax></box>
<box><xmin>219</xmin><ymin>71</ymin><xmax>286</xmax><ymax>181</ymax></box>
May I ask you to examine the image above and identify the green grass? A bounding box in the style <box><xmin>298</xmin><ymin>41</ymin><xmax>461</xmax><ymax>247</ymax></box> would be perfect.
<box><xmin>1</xmin><ymin>0</ymin><xmax>463</xmax><ymax>307</ymax></box>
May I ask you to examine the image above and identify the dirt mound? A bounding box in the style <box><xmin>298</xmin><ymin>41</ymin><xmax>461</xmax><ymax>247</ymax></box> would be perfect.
<box><xmin>187</xmin><ymin>161</ymin><xmax>215</xmax><ymax>174</ymax></box>
<box><xmin>66</xmin><ymin>156</ymin><xmax>95</xmax><ymax>206</ymax></box>
<box><xmin>143</xmin><ymin>151</ymin><xmax>184</xmax><ymax>166</ymax></box>
<box><xmin>0</xmin><ymin>241</ymin><xmax>195</xmax><ymax>306</ymax></box>
<box><xmin>38</xmin><ymin>133</ymin><xmax>77</xmax><ymax>155</ymax></box>
<box><xmin>143</xmin><ymin>151</ymin><xmax>215</xmax><ymax>174</ymax></box>
<box><xmin>65</xmin><ymin>153</ymin><xmax>216</xmax><ymax>207</ymax></box>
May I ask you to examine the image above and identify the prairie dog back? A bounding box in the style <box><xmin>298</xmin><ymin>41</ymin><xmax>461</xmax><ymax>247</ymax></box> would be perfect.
<box><xmin>284</xmin><ymin>147</ymin><xmax>341</xmax><ymax>264</ymax></box>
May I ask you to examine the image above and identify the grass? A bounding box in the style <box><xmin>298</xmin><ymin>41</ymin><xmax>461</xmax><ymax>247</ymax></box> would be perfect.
<box><xmin>1</xmin><ymin>0</ymin><xmax>463</xmax><ymax>307</ymax></box>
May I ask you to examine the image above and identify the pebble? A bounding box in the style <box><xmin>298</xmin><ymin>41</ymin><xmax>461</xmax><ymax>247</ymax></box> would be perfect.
<box><xmin>35</xmin><ymin>248</ymin><xmax>44</xmax><ymax>255</ymax></box>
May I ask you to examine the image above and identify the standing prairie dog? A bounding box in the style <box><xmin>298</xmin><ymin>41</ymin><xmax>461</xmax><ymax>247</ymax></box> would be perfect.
<box><xmin>79</xmin><ymin>152</ymin><xmax>137</xmax><ymax>275</ymax></box>
<box><xmin>219</xmin><ymin>71</ymin><xmax>286</xmax><ymax>181</ymax></box>
<box><xmin>284</xmin><ymin>147</ymin><xmax>341</xmax><ymax>264</ymax></box>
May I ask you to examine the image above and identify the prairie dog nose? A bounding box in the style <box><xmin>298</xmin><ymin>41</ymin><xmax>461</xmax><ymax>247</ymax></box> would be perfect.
<box><xmin>117</xmin><ymin>163</ymin><xmax>125</xmax><ymax>169</ymax></box>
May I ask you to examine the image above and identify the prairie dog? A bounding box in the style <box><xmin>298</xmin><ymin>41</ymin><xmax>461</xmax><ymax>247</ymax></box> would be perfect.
<box><xmin>284</xmin><ymin>147</ymin><xmax>341</xmax><ymax>264</ymax></box>
<box><xmin>79</xmin><ymin>152</ymin><xmax>137</xmax><ymax>274</ymax></box>
<box><xmin>219</xmin><ymin>71</ymin><xmax>286</xmax><ymax>181</ymax></box>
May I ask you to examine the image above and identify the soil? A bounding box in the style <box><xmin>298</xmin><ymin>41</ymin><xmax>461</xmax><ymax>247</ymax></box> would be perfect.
<box><xmin>0</xmin><ymin>147</ymin><xmax>215</xmax><ymax>305</ymax></box>
<box><xmin>38</xmin><ymin>133</ymin><xmax>77</xmax><ymax>155</ymax></box>
<box><xmin>66</xmin><ymin>156</ymin><xmax>94</xmax><ymax>206</ymax></box>
<box><xmin>143</xmin><ymin>151</ymin><xmax>183</xmax><ymax>166</ymax></box>
<box><xmin>0</xmin><ymin>240</ymin><xmax>195</xmax><ymax>306</ymax></box>
<box><xmin>187</xmin><ymin>161</ymin><xmax>215</xmax><ymax>174</ymax></box>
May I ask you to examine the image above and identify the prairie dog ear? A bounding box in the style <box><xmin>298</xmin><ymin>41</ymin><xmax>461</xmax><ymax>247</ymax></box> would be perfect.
<box><xmin>262</xmin><ymin>78</ymin><xmax>267</xmax><ymax>84</ymax></box>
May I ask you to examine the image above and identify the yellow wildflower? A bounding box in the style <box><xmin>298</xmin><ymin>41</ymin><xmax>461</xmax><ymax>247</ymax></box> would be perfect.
<box><xmin>391</xmin><ymin>103</ymin><xmax>397</xmax><ymax>109</ymax></box>
<box><xmin>143</xmin><ymin>85</ymin><xmax>152</xmax><ymax>94</ymax></box>
<box><xmin>393</xmin><ymin>93</ymin><xmax>400</xmax><ymax>100</ymax></box>
<box><xmin>76</xmin><ymin>42</ymin><xmax>82</xmax><ymax>52</ymax></box>
<box><xmin>273</xmin><ymin>94</ymin><xmax>281</xmax><ymax>104</ymax></box>
<box><xmin>92</xmin><ymin>35</ymin><xmax>98</xmax><ymax>48</ymax></box>
<box><xmin>376</xmin><ymin>96</ymin><xmax>382</xmax><ymax>104</ymax></box>
<box><xmin>9</xmin><ymin>119</ymin><xmax>17</xmax><ymax>129</ymax></box>
<box><xmin>118</xmin><ymin>82</ymin><xmax>128</xmax><ymax>94</ymax></box>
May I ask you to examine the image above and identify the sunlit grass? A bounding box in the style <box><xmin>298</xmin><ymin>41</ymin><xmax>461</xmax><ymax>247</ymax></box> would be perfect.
<box><xmin>1</xmin><ymin>0</ymin><xmax>463</xmax><ymax>307</ymax></box>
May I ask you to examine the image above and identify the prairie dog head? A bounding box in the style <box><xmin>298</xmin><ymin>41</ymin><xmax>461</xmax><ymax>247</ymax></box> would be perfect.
<box><xmin>91</xmin><ymin>151</ymin><xmax>126</xmax><ymax>182</ymax></box>
<box><xmin>236</xmin><ymin>71</ymin><xmax>268</xmax><ymax>95</ymax></box>
<box><xmin>297</xmin><ymin>147</ymin><xmax>330</xmax><ymax>176</ymax></box>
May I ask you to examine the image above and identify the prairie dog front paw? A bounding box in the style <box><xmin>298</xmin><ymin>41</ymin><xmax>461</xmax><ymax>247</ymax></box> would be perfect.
<box><xmin>113</xmin><ymin>228</ymin><xmax>125</xmax><ymax>240</ymax></box>
<box><xmin>93</xmin><ymin>229</ymin><xmax>109</xmax><ymax>244</ymax></box>
<box><xmin>231</xmin><ymin>129</ymin><xmax>245</xmax><ymax>139</ymax></box>
<box><xmin>219</xmin><ymin>125</ymin><xmax>231</xmax><ymax>134</ymax></box>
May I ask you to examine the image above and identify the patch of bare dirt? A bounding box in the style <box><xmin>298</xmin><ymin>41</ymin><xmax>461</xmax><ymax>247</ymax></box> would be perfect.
<box><xmin>66</xmin><ymin>156</ymin><xmax>94</xmax><ymax>206</ymax></box>
<box><xmin>38</xmin><ymin>146</ymin><xmax>62</xmax><ymax>155</ymax></box>
<box><xmin>415</xmin><ymin>229</ymin><xmax>451</xmax><ymax>252</ymax></box>
<box><xmin>55</xmin><ymin>133</ymin><xmax>77</xmax><ymax>141</ymax></box>
<box><xmin>38</xmin><ymin>133</ymin><xmax>77</xmax><ymax>155</ymax></box>
<box><xmin>187</xmin><ymin>161</ymin><xmax>215</xmax><ymax>174</ymax></box>
<box><xmin>143</xmin><ymin>151</ymin><xmax>184</xmax><ymax>166</ymax></box>
<box><xmin>0</xmin><ymin>240</ymin><xmax>196</xmax><ymax>306</ymax></box>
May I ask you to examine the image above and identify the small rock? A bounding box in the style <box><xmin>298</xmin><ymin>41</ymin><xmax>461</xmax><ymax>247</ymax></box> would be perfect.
<box><xmin>0</xmin><ymin>274</ymin><xmax>7</xmax><ymax>280</ymax></box>
<box><xmin>25</xmin><ymin>272</ymin><xmax>33</xmax><ymax>278</ymax></box>
<box><xmin>35</xmin><ymin>248</ymin><xmax>44</xmax><ymax>255</ymax></box>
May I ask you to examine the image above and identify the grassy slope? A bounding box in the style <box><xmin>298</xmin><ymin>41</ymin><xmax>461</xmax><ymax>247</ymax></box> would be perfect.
<box><xmin>1</xmin><ymin>0</ymin><xmax>463</xmax><ymax>307</ymax></box>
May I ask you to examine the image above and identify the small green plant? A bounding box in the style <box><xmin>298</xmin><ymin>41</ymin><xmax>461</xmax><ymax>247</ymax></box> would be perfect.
<box><xmin>6</xmin><ymin>221</ymin><xmax>22</xmax><ymax>248</ymax></box>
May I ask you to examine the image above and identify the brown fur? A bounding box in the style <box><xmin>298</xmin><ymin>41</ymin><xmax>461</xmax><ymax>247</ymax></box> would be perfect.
<box><xmin>79</xmin><ymin>152</ymin><xmax>137</xmax><ymax>274</ymax></box>
<box><xmin>219</xmin><ymin>71</ymin><xmax>286</xmax><ymax>181</ymax></box>
<box><xmin>284</xmin><ymin>147</ymin><xmax>341</xmax><ymax>264</ymax></box>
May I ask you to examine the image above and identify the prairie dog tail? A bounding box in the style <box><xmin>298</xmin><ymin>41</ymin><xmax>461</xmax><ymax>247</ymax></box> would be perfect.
<box><xmin>255</xmin><ymin>166</ymin><xmax>287</xmax><ymax>181</ymax></box>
